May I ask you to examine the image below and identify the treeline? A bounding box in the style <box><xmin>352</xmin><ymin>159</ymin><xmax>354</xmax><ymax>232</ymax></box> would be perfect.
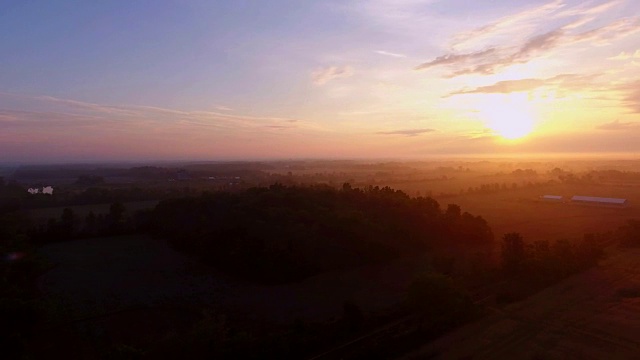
<box><xmin>549</xmin><ymin>168</ymin><xmax>640</xmax><ymax>184</ymax></box>
<box><xmin>29</xmin><ymin>202</ymin><xmax>152</xmax><ymax>243</ymax></box>
<box><xmin>617</xmin><ymin>219</ymin><xmax>640</xmax><ymax>247</ymax></box>
<box><xmin>150</xmin><ymin>183</ymin><xmax>493</xmax><ymax>283</ymax></box>
<box><xmin>463</xmin><ymin>180</ymin><xmax>555</xmax><ymax>196</ymax></box>
<box><xmin>498</xmin><ymin>232</ymin><xmax>606</xmax><ymax>302</ymax></box>
<box><xmin>25</xmin><ymin>186</ymin><xmax>170</xmax><ymax>208</ymax></box>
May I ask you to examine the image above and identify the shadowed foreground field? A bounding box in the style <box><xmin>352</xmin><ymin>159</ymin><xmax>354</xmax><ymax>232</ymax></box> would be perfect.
<box><xmin>401</xmin><ymin>247</ymin><xmax>640</xmax><ymax>359</ymax></box>
<box><xmin>37</xmin><ymin>235</ymin><xmax>422</xmax><ymax>324</ymax></box>
<box><xmin>37</xmin><ymin>236</ymin><xmax>226</xmax><ymax>317</ymax></box>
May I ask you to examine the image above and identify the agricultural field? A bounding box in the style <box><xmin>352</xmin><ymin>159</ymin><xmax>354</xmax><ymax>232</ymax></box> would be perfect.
<box><xmin>448</xmin><ymin>184</ymin><xmax>640</xmax><ymax>243</ymax></box>
<box><xmin>344</xmin><ymin>161</ymin><xmax>640</xmax><ymax>245</ymax></box>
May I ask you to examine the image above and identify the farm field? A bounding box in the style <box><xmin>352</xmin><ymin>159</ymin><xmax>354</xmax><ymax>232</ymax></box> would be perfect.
<box><xmin>400</xmin><ymin>246</ymin><xmax>640</xmax><ymax>359</ymax></box>
<box><xmin>403</xmin><ymin>181</ymin><xmax>640</xmax><ymax>244</ymax></box>
<box><xmin>451</xmin><ymin>188</ymin><xmax>639</xmax><ymax>243</ymax></box>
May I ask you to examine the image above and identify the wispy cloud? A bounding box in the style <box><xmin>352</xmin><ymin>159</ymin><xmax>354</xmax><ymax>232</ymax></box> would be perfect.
<box><xmin>516</xmin><ymin>28</ymin><xmax>564</xmax><ymax>58</ymax></box>
<box><xmin>264</xmin><ymin>125</ymin><xmax>296</xmax><ymax>129</ymax></box>
<box><xmin>311</xmin><ymin>66</ymin><xmax>354</xmax><ymax>85</ymax></box>
<box><xmin>375</xmin><ymin>50</ymin><xmax>407</xmax><ymax>58</ymax></box>
<box><xmin>0</xmin><ymin>109</ymin><xmax>112</xmax><ymax>129</ymax></box>
<box><xmin>414</xmin><ymin>48</ymin><xmax>497</xmax><ymax>71</ymax></box>
<box><xmin>376</xmin><ymin>128</ymin><xmax>435</xmax><ymax>137</ymax></box>
<box><xmin>451</xmin><ymin>0</ymin><xmax>566</xmax><ymax>50</ymax></box>
<box><xmin>0</xmin><ymin>92</ymin><xmax>329</xmax><ymax>161</ymax></box>
<box><xmin>0</xmin><ymin>93</ymin><xmax>305</xmax><ymax>134</ymax></box>
<box><xmin>570</xmin><ymin>17</ymin><xmax>640</xmax><ymax>45</ymax></box>
<box><xmin>608</xmin><ymin>49</ymin><xmax>640</xmax><ymax>60</ymax></box>
<box><xmin>417</xmin><ymin>1</ymin><xmax>638</xmax><ymax>77</ymax></box>
<box><xmin>448</xmin><ymin>74</ymin><xmax>598</xmax><ymax>96</ymax></box>
<box><xmin>618</xmin><ymin>80</ymin><xmax>640</xmax><ymax>113</ymax></box>
<box><xmin>596</xmin><ymin>120</ymin><xmax>640</xmax><ymax>130</ymax></box>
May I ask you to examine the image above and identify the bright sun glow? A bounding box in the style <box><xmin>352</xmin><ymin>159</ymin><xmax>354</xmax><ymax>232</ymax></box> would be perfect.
<box><xmin>478</xmin><ymin>93</ymin><xmax>536</xmax><ymax>140</ymax></box>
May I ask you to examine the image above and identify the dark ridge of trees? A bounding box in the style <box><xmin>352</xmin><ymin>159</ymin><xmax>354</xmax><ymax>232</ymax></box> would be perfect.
<box><xmin>501</xmin><ymin>232</ymin><xmax>605</xmax><ymax>280</ymax></box>
<box><xmin>30</xmin><ymin>202</ymin><xmax>153</xmax><ymax>243</ymax></box>
<box><xmin>74</xmin><ymin>175</ymin><xmax>105</xmax><ymax>186</ymax></box>
<box><xmin>23</xmin><ymin>186</ymin><xmax>166</xmax><ymax>208</ymax></box>
<box><xmin>0</xmin><ymin>180</ymin><xmax>28</xmax><ymax>213</ymax></box>
<box><xmin>497</xmin><ymin>231</ymin><xmax>606</xmax><ymax>303</ymax></box>
<box><xmin>150</xmin><ymin>184</ymin><xmax>493</xmax><ymax>283</ymax></box>
<box><xmin>511</xmin><ymin>168</ymin><xmax>538</xmax><ymax>177</ymax></box>
<box><xmin>617</xmin><ymin>219</ymin><xmax>640</xmax><ymax>247</ymax></box>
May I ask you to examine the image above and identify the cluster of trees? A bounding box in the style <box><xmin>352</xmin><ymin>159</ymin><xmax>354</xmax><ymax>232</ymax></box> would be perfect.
<box><xmin>510</xmin><ymin>168</ymin><xmax>538</xmax><ymax>177</ymax></box>
<box><xmin>74</xmin><ymin>175</ymin><xmax>105</xmax><ymax>186</ymax></box>
<box><xmin>465</xmin><ymin>182</ymin><xmax>517</xmax><ymax>195</ymax></box>
<box><xmin>549</xmin><ymin>168</ymin><xmax>640</xmax><ymax>185</ymax></box>
<box><xmin>25</xmin><ymin>186</ymin><xmax>166</xmax><ymax>208</ymax></box>
<box><xmin>590</xmin><ymin>169</ymin><xmax>640</xmax><ymax>183</ymax></box>
<box><xmin>151</xmin><ymin>184</ymin><xmax>493</xmax><ymax>283</ymax></box>
<box><xmin>30</xmin><ymin>203</ymin><xmax>151</xmax><ymax>243</ymax></box>
<box><xmin>462</xmin><ymin>180</ymin><xmax>555</xmax><ymax>196</ymax></box>
<box><xmin>498</xmin><ymin>232</ymin><xmax>606</xmax><ymax>302</ymax></box>
<box><xmin>617</xmin><ymin>219</ymin><xmax>640</xmax><ymax>247</ymax></box>
<box><xmin>0</xmin><ymin>177</ymin><xmax>29</xmax><ymax>213</ymax></box>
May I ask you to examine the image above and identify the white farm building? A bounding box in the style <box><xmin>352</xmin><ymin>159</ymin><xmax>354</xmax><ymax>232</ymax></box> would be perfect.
<box><xmin>540</xmin><ymin>195</ymin><xmax>563</xmax><ymax>202</ymax></box>
<box><xmin>570</xmin><ymin>196</ymin><xmax>628</xmax><ymax>207</ymax></box>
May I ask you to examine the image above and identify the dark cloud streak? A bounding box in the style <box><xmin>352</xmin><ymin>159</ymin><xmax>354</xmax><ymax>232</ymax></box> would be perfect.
<box><xmin>596</xmin><ymin>120</ymin><xmax>640</xmax><ymax>130</ymax></box>
<box><xmin>376</xmin><ymin>128</ymin><xmax>435</xmax><ymax>137</ymax></box>
<box><xmin>447</xmin><ymin>74</ymin><xmax>599</xmax><ymax>96</ymax></box>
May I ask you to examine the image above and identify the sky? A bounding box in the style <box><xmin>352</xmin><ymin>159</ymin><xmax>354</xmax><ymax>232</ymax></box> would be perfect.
<box><xmin>1</xmin><ymin>0</ymin><xmax>639</xmax><ymax>163</ymax></box>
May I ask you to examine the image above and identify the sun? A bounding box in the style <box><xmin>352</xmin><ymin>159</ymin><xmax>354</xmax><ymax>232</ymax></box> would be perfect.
<box><xmin>478</xmin><ymin>94</ymin><xmax>536</xmax><ymax>140</ymax></box>
<box><xmin>490</xmin><ymin>113</ymin><xmax>534</xmax><ymax>140</ymax></box>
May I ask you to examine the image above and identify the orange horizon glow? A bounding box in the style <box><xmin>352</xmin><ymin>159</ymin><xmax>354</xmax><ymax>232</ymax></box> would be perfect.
<box><xmin>1</xmin><ymin>1</ymin><xmax>639</xmax><ymax>163</ymax></box>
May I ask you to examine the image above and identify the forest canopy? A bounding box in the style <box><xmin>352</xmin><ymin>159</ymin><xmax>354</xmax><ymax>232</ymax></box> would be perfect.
<box><xmin>151</xmin><ymin>184</ymin><xmax>493</xmax><ymax>283</ymax></box>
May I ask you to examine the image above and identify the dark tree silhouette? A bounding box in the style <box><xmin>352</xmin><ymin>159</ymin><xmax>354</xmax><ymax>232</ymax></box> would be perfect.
<box><xmin>501</xmin><ymin>232</ymin><xmax>526</xmax><ymax>274</ymax></box>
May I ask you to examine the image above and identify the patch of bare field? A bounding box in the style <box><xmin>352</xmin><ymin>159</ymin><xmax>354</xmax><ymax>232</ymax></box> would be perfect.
<box><xmin>400</xmin><ymin>246</ymin><xmax>640</xmax><ymax>360</ymax></box>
